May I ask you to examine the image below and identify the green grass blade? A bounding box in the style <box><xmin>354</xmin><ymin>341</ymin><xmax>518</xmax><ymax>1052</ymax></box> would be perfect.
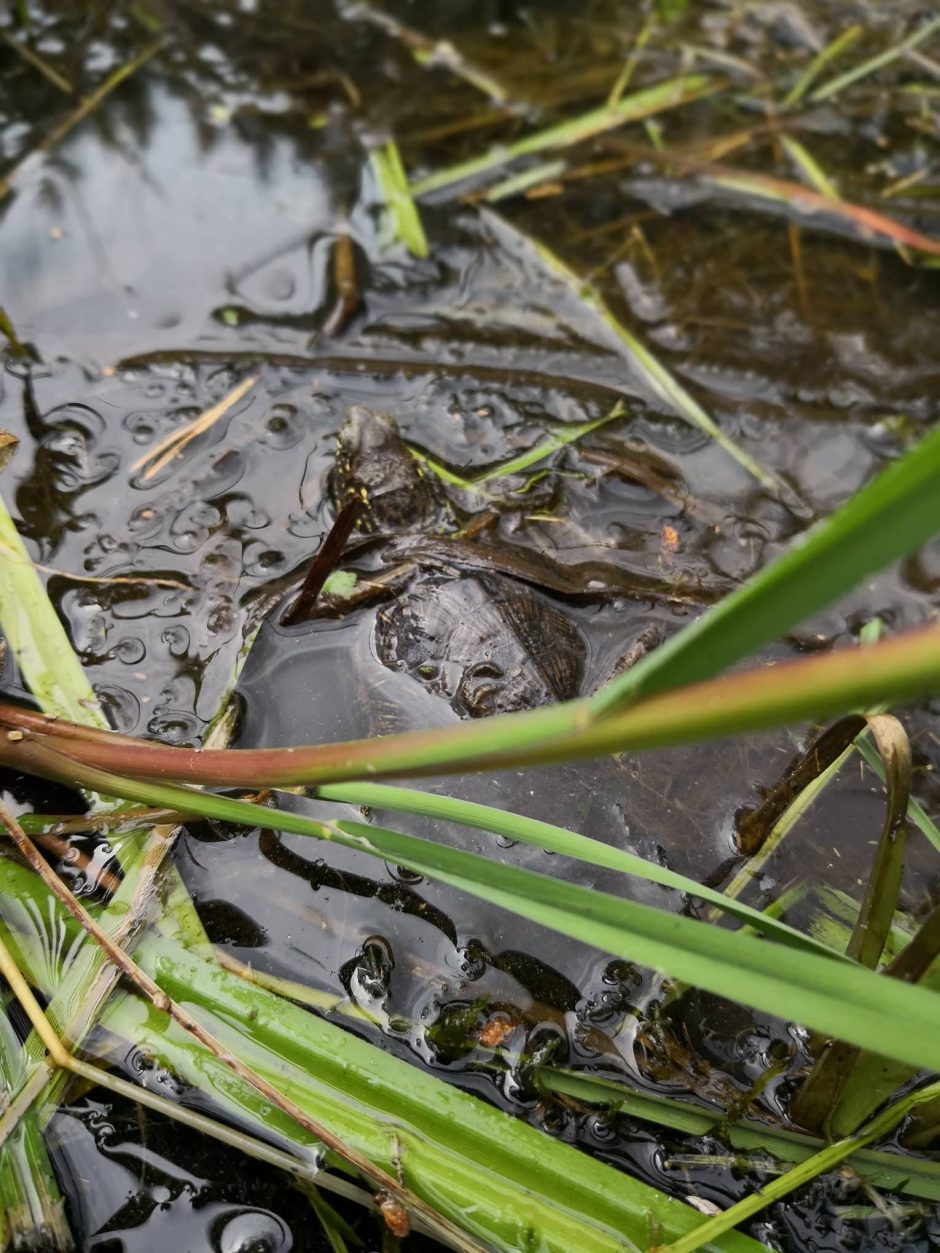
<box><xmin>780</xmin><ymin>135</ymin><xmax>839</xmax><ymax>200</ymax></box>
<box><xmin>0</xmin><ymin>857</ymin><xmax>762</xmax><ymax>1253</ymax></box>
<box><xmin>474</xmin><ymin>403</ymin><xmax>624</xmax><ymax>483</ymax></box>
<box><xmin>811</xmin><ymin>16</ymin><xmax>940</xmax><ymax>102</ymax></box>
<box><xmin>370</xmin><ymin>140</ymin><xmax>429</xmax><ymax>258</ymax></box>
<box><xmin>590</xmin><ymin>419</ymin><xmax>940</xmax><ymax>715</ymax></box>
<box><xmin>541</xmin><ymin>1070</ymin><xmax>940</xmax><ymax>1200</ymax></box>
<box><xmin>483</xmin><ymin>158</ymin><xmax>566</xmax><ymax>203</ymax></box>
<box><xmin>480</xmin><ymin>209</ymin><xmax>788</xmax><ymax>496</ymax></box>
<box><xmin>780</xmin><ymin>24</ymin><xmax>863</xmax><ymax>108</ymax></box>
<box><xmin>0</xmin><ymin>492</ymin><xmax>107</xmax><ymax>727</ymax></box>
<box><xmin>315</xmin><ymin>781</ymin><xmax>843</xmax><ymax>958</ymax></box>
<box><xmin>15</xmin><ymin>750</ymin><xmax>940</xmax><ymax>1076</ymax></box>
<box><xmin>14</xmin><ymin>620</ymin><xmax>940</xmax><ymax>791</ymax></box>
<box><xmin>660</xmin><ymin>1077</ymin><xmax>940</xmax><ymax>1253</ymax></box>
<box><xmin>410</xmin><ymin>75</ymin><xmax>711</xmax><ymax>197</ymax></box>
<box><xmin>0</xmin><ymin>998</ymin><xmax>71</xmax><ymax>1252</ymax></box>
<box><xmin>410</xmin><ymin>403</ymin><xmax>624</xmax><ymax>492</ymax></box>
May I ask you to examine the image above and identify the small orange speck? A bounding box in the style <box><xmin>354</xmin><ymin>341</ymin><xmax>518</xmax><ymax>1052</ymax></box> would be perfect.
<box><xmin>375</xmin><ymin>1192</ymin><xmax>410</xmax><ymax>1237</ymax></box>
<box><xmin>526</xmin><ymin>182</ymin><xmax>563</xmax><ymax>200</ymax></box>
<box><xmin>478</xmin><ymin>1016</ymin><xmax>514</xmax><ymax>1048</ymax></box>
<box><xmin>662</xmin><ymin>525</ymin><xmax>680</xmax><ymax>553</ymax></box>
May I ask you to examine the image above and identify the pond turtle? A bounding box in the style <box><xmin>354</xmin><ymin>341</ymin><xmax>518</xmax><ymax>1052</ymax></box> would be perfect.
<box><xmin>329</xmin><ymin>407</ymin><xmax>587</xmax><ymax>718</ymax></box>
<box><xmin>374</xmin><ymin>573</ymin><xmax>585</xmax><ymax>718</ymax></box>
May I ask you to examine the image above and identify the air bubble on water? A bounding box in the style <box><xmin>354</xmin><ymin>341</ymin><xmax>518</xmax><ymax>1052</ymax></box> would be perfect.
<box><xmin>114</xmin><ymin>637</ymin><xmax>146</xmax><ymax>665</ymax></box>
<box><xmin>214</xmin><ymin>1208</ymin><xmax>292</xmax><ymax>1253</ymax></box>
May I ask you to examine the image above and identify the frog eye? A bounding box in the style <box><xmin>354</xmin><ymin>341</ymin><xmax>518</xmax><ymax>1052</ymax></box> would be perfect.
<box><xmin>416</xmin><ymin>663</ymin><xmax>439</xmax><ymax>681</ymax></box>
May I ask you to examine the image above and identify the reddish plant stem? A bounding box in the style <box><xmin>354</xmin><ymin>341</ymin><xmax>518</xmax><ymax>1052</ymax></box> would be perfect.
<box><xmin>0</xmin><ymin>623</ymin><xmax>938</xmax><ymax>789</ymax></box>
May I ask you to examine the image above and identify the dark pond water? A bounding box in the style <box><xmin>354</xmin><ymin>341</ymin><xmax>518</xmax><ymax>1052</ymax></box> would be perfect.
<box><xmin>2</xmin><ymin>1</ymin><xmax>940</xmax><ymax>1250</ymax></box>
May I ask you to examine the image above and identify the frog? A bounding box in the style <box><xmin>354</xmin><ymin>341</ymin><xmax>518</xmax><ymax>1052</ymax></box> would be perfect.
<box><xmin>328</xmin><ymin>405</ymin><xmax>444</xmax><ymax>533</ymax></box>
<box><xmin>327</xmin><ymin>407</ymin><xmax>656</xmax><ymax>720</ymax></box>
<box><xmin>374</xmin><ymin>573</ymin><xmax>585</xmax><ymax>718</ymax></box>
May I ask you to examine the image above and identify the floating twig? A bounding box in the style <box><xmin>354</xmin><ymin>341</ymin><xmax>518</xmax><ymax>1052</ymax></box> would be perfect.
<box><xmin>36</xmin><ymin>565</ymin><xmax>189</xmax><ymax>590</ymax></box>
<box><xmin>0</xmin><ymin>306</ymin><xmax>33</xmax><ymax>359</ymax></box>
<box><xmin>118</xmin><ymin>348</ymin><xmax>630</xmax><ymax>406</ymax></box>
<box><xmin>607</xmin><ymin>139</ymin><xmax>940</xmax><ymax>258</ymax></box>
<box><xmin>131</xmin><ymin>374</ymin><xmax>258</xmax><ymax>481</ymax></box>
<box><xmin>0</xmin><ymin>26</ymin><xmax>72</xmax><ymax>93</ymax></box>
<box><xmin>281</xmin><ymin>500</ymin><xmax>362</xmax><ymax>626</ymax></box>
<box><xmin>322</xmin><ymin>228</ymin><xmax>362</xmax><ymax>337</ymax></box>
<box><xmin>349</xmin><ymin>1</ymin><xmax>509</xmax><ymax>103</ymax></box>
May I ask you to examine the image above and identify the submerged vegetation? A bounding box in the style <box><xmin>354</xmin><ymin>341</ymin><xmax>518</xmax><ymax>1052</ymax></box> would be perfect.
<box><xmin>1</xmin><ymin>2</ymin><xmax>940</xmax><ymax>1251</ymax></box>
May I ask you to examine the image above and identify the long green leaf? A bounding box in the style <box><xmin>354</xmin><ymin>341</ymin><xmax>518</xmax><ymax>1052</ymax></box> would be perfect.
<box><xmin>0</xmin><ymin>494</ymin><xmax>106</xmax><ymax>726</ymax></box>
<box><xmin>316</xmin><ymin>781</ymin><xmax>843</xmax><ymax>958</ymax></box>
<box><xmin>371</xmin><ymin>140</ymin><xmax>428</xmax><ymax>258</ymax></box>
<box><xmin>541</xmin><ymin>1070</ymin><xmax>940</xmax><ymax>1201</ymax></box>
<box><xmin>0</xmin><ymin>856</ymin><xmax>761</xmax><ymax>1253</ymax></box>
<box><xmin>410</xmin><ymin>75</ymin><xmax>711</xmax><ymax>198</ymax></box>
<box><xmin>14</xmin><ymin>618</ymin><xmax>940</xmax><ymax>786</ymax></box>
<box><xmin>15</xmin><ymin>754</ymin><xmax>940</xmax><ymax>1076</ymax></box>
<box><xmin>335</xmin><ymin>818</ymin><xmax>940</xmax><ymax>1076</ymax></box>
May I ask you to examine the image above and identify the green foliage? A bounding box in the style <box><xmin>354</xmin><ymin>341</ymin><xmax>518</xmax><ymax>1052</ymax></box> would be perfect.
<box><xmin>370</xmin><ymin>139</ymin><xmax>429</xmax><ymax>258</ymax></box>
<box><xmin>656</xmin><ymin>0</ymin><xmax>691</xmax><ymax>21</ymax></box>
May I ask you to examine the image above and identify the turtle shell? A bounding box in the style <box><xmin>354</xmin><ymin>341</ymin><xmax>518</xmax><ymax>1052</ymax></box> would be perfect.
<box><xmin>374</xmin><ymin>574</ymin><xmax>585</xmax><ymax>718</ymax></box>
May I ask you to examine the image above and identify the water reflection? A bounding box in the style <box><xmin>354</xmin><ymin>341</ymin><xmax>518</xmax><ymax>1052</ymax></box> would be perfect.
<box><xmin>3</xmin><ymin>2</ymin><xmax>940</xmax><ymax>1249</ymax></box>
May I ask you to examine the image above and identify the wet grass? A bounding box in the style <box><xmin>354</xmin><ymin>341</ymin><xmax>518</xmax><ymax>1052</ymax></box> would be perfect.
<box><xmin>4</xmin><ymin>403</ymin><xmax>940</xmax><ymax>1251</ymax></box>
